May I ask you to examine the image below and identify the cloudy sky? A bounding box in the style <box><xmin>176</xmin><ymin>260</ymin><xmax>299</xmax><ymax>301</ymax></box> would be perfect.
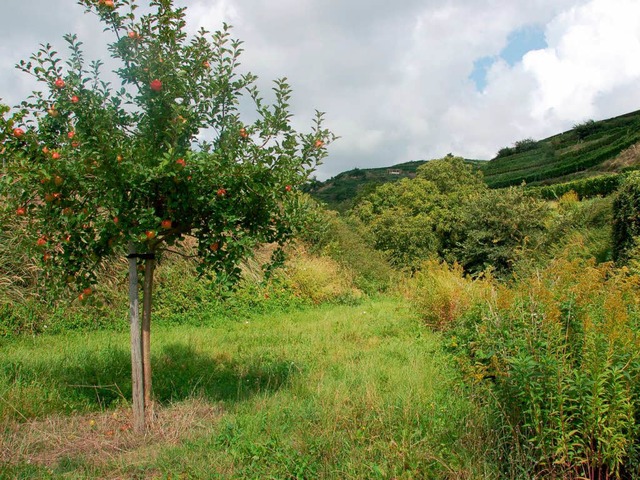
<box><xmin>1</xmin><ymin>0</ymin><xmax>640</xmax><ymax>179</ymax></box>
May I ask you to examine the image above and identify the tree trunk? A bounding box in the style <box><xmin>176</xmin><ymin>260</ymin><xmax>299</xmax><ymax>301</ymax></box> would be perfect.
<box><xmin>142</xmin><ymin>255</ymin><xmax>156</xmax><ymax>424</ymax></box>
<box><xmin>128</xmin><ymin>243</ymin><xmax>145</xmax><ymax>433</ymax></box>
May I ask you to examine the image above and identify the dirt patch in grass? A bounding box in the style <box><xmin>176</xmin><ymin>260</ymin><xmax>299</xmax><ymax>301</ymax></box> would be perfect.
<box><xmin>1</xmin><ymin>399</ymin><xmax>222</xmax><ymax>470</ymax></box>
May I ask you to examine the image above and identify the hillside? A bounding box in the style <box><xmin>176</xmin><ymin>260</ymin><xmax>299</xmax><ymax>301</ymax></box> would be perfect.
<box><xmin>480</xmin><ymin>109</ymin><xmax>640</xmax><ymax>188</ymax></box>
<box><xmin>308</xmin><ymin>109</ymin><xmax>640</xmax><ymax>209</ymax></box>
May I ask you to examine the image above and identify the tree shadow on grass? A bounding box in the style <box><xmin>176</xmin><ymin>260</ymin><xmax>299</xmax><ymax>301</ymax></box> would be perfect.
<box><xmin>2</xmin><ymin>342</ymin><xmax>299</xmax><ymax>415</ymax></box>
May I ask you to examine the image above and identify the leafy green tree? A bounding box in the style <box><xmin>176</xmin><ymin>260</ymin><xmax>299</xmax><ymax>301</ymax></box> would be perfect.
<box><xmin>415</xmin><ymin>154</ymin><xmax>485</xmax><ymax>194</ymax></box>
<box><xmin>1</xmin><ymin>0</ymin><xmax>333</xmax><ymax>431</ymax></box>
<box><xmin>351</xmin><ymin>156</ymin><xmax>485</xmax><ymax>269</ymax></box>
<box><xmin>451</xmin><ymin>186</ymin><xmax>550</xmax><ymax>274</ymax></box>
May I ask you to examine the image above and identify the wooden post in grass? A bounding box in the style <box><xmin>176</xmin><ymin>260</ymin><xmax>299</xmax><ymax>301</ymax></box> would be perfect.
<box><xmin>142</xmin><ymin>255</ymin><xmax>156</xmax><ymax>423</ymax></box>
<box><xmin>128</xmin><ymin>243</ymin><xmax>145</xmax><ymax>433</ymax></box>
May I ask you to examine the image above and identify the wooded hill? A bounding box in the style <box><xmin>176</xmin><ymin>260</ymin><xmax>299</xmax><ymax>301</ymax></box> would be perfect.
<box><xmin>308</xmin><ymin>109</ymin><xmax>640</xmax><ymax>209</ymax></box>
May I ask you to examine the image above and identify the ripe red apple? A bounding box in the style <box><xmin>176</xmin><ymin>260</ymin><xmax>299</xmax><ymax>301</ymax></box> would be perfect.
<box><xmin>176</xmin><ymin>158</ymin><xmax>186</xmax><ymax>167</ymax></box>
<box><xmin>43</xmin><ymin>253</ymin><xmax>52</xmax><ymax>262</ymax></box>
<box><xmin>71</xmin><ymin>95</ymin><xmax>80</xmax><ymax>104</ymax></box>
<box><xmin>145</xmin><ymin>230</ymin><xmax>156</xmax><ymax>240</ymax></box>
<box><xmin>217</xmin><ymin>188</ymin><xmax>227</xmax><ymax>197</ymax></box>
<box><xmin>72</xmin><ymin>141</ymin><xmax>80</xmax><ymax>148</ymax></box>
<box><xmin>285</xmin><ymin>185</ymin><xmax>292</xmax><ymax>192</ymax></box>
<box><xmin>239</xmin><ymin>128</ymin><xmax>248</xmax><ymax>138</ymax></box>
<box><xmin>314</xmin><ymin>139</ymin><xmax>324</xmax><ymax>148</ymax></box>
<box><xmin>161</xmin><ymin>219</ymin><xmax>172</xmax><ymax>229</ymax></box>
<box><xmin>68</xmin><ymin>131</ymin><xmax>75</xmax><ymax>139</ymax></box>
<box><xmin>209</xmin><ymin>242</ymin><xmax>219</xmax><ymax>252</ymax></box>
<box><xmin>13</xmin><ymin>128</ymin><xmax>24</xmax><ymax>138</ymax></box>
<box><xmin>128</xmin><ymin>31</ymin><xmax>137</xmax><ymax>39</ymax></box>
<box><xmin>16</xmin><ymin>206</ymin><xmax>26</xmax><ymax>216</ymax></box>
<box><xmin>51</xmin><ymin>152</ymin><xmax>61</xmax><ymax>160</ymax></box>
<box><xmin>42</xmin><ymin>147</ymin><xmax>49</xmax><ymax>155</ymax></box>
<box><xmin>36</xmin><ymin>236</ymin><xmax>47</xmax><ymax>247</ymax></box>
<box><xmin>103</xmin><ymin>0</ymin><xmax>115</xmax><ymax>7</ymax></box>
<box><xmin>117</xmin><ymin>155</ymin><xmax>123</xmax><ymax>162</ymax></box>
<box><xmin>202</xmin><ymin>60</ymin><xmax>210</xmax><ymax>68</ymax></box>
<box><xmin>83</xmin><ymin>287</ymin><xmax>92</xmax><ymax>296</ymax></box>
<box><xmin>54</xmin><ymin>78</ymin><xmax>65</xmax><ymax>89</ymax></box>
<box><xmin>113</xmin><ymin>216</ymin><xmax>119</xmax><ymax>225</ymax></box>
<box><xmin>150</xmin><ymin>79</ymin><xmax>163</xmax><ymax>92</ymax></box>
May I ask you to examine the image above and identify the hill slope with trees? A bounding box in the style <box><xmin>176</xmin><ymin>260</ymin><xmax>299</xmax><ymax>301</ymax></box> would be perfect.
<box><xmin>309</xmin><ymin>109</ymin><xmax>640</xmax><ymax>209</ymax></box>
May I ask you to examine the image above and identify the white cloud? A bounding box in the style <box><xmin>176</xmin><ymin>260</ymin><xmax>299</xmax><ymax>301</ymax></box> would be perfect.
<box><xmin>524</xmin><ymin>0</ymin><xmax>640</xmax><ymax>123</ymax></box>
<box><xmin>0</xmin><ymin>0</ymin><xmax>638</xmax><ymax>178</ymax></box>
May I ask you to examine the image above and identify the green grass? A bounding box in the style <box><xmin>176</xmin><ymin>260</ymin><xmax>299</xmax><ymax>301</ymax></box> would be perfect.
<box><xmin>0</xmin><ymin>298</ymin><xmax>494</xmax><ymax>478</ymax></box>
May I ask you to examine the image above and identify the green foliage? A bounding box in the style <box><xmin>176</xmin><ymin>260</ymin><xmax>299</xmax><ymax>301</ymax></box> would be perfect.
<box><xmin>446</xmin><ymin>257</ymin><xmax>640</xmax><ymax>478</ymax></box>
<box><xmin>403</xmin><ymin>260</ymin><xmax>492</xmax><ymax>330</ymax></box>
<box><xmin>451</xmin><ymin>186</ymin><xmax>550</xmax><ymax>274</ymax></box>
<box><xmin>532</xmin><ymin>173</ymin><xmax>622</xmax><ymax>200</ymax></box>
<box><xmin>574</xmin><ymin>119</ymin><xmax>601</xmax><ymax>140</ymax></box>
<box><xmin>513</xmin><ymin>137</ymin><xmax>538</xmax><ymax>153</ymax></box>
<box><xmin>305</xmin><ymin>160</ymin><xmax>427</xmax><ymax>211</ymax></box>
<box><xmin>612</xmin><ymin>172</ymin><xmax>640</xmax><ymax>263</ymax></box>
<box><xmin>350</xmin><ymin>156</ymin><xmax>486</xmax><ymax>269</ymax></box>
<box><xmin>541</xmin><ymin>194</ymin><xmax>613</xmax><ymax>265</ymax></box>
<box><xmin>415</xmin><ymin>153</ymin><xmax>485</xmax><ymax>192</ymax></box>
<box><xmin>0</xmin><ymin>0</ymin><xmax>333</xmax><ymax>299</ymax></box>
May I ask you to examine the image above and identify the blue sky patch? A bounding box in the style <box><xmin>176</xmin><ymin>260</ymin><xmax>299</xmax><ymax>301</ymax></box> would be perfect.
<box><xmin>470</xmin><ymin>24</ymin><xmax>547</xmax><ymax>91</ymax></box>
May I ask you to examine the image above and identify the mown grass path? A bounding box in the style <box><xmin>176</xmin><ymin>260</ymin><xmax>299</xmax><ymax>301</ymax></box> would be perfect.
<box><xmin>1</xmin><ymin>298</ymin><xmax>494</xmax><ymax>479</ymax></box>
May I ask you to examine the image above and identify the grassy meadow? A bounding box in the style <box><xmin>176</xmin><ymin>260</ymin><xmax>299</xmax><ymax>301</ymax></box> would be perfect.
<box><xmin>1</xmin><ymin>298</ymin><xmax>494</xmax><ymax>479</ymax></box>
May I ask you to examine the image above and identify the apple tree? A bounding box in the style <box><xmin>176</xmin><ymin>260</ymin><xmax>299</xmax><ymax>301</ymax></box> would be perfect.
<box><xmin>0</xmin><ymin>0</ymin><xmax>333</xmax><ymax>432</ymax></box>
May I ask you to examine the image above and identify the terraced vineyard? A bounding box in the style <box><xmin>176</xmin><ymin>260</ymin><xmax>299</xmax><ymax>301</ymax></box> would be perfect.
<box><xmin>309</xmin><ymin>109</ymin><xmax>640</xmax><ymax>209</ymax></box>
<box><xmin>481</xmin><ymin>109</ymin><xmax>640</xmax><ymax>187</ymax></box>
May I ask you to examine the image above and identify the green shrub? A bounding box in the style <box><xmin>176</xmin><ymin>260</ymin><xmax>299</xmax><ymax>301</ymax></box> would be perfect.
<box><xmin>448</xmin><ymin>256</ymin><xmax>640</xmax><ymax>478</ymax></box>
<box><xmin>533</xmin><ymin>174</ymin><xmax>622</xmax><ymax>200</ymax></box>
<box><xmin>451</xmin><ymin>186</ymin><xmax>550</xmax><ymax>275</ymax></box>
<box><xmin>404</xmin><ymin>260</ymin><xmax>492</xmax><ymax>330</ymax></box>
<box><xmin>613</xmin><ymin>172</ymin><xmax>640</xmax><ymax>263</ymax></box>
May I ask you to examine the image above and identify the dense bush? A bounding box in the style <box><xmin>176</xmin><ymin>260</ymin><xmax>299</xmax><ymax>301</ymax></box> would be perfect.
<box><xmin>514</xmin><ymin>138</ymin><xmax>538</xmax><ymax>153</ymax></box>
<box><xmin>291</xmin><ymin>195</ymin><xmax>393</xmax><ymax>293</ymax></box>
<box><xmin>451</xmin><ymin>186</ymin><xmax>550</xmax><ymax>274</ymax></box>
<box><xmin>533</xmin><ymin>174</ymin><xmax>622</xmax><ymax>200</ymax></box>
<box><xmin>574</xmin><ymin>119</ymin><xmax>601</xmax><ymax>140</ymax></box>
<box><xmin>612</xmin><ymin>172</ymin><xmax>640</xmax><ymax>263</ymax></box>
<box><xmin>445</xmin><ymin>256</ymin><xmax>640</xmax><ymax>478</ymax></box>
<box><xmin>403</xmin><ymin>260</ymin><xmax>491</xmax><ymax>330</ymax></box>
<box><xmin>350</xmin><ymin>156</ymin><xmax>486</xmax><ymax>269</ymax></box>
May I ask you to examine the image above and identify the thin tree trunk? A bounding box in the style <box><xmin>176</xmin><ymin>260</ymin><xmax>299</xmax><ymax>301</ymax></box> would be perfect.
<box><xmin>142</xmin><ymin>255</ymin><xmax>156</xmax><ymax>424</ymax></box>
<box><xmin>128</xmin><ymin>242</ymin><xmax>145</xmax><ymax>433</ymax></box>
